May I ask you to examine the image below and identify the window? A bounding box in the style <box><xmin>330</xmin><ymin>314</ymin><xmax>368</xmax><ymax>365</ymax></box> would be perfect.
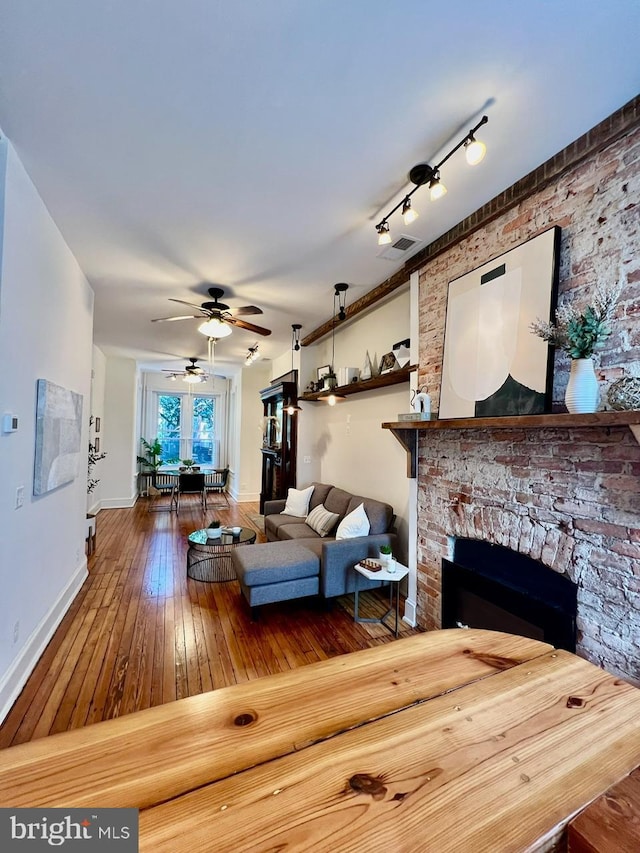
<box><xmin>156</xmin><ymin>393</ymin><xmax>218</xmax><ymax>466</ymax></box>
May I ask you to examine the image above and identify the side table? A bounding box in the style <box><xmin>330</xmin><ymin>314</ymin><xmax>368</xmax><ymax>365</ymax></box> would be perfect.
<box><xmin>353</xmin><ymin>560</ymin><xmax>409</xmax><ymax>637</ymax></box>
<box><xmin>187</xmin><ymin>527</ymin><xmax>257</xmax><ymax>582</ymax></box>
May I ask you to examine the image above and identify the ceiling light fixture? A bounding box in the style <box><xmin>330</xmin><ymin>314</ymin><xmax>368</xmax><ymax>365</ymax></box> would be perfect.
<box><xmin>376</xmin><ymin>221</ymin><xmax>392</xmax><ymax>245</ymax></box>
<box><xmin>374</xmin><ymin>114</ymin><xmax>488</xmax><ymax>244</ymax></box>
<box><xmin>401</xmin><ymin>196</ymin><xmax>418</xmax><ymax>225</ymax></box>
<box><xmin>245</xmin><ymin>344</ymin><xmax>259</xmax><ymax>366</ymax></box>
<box><xmin>198</xmin><ymin>316</ymin><xmax>232</xmax><ymax>338</ymax></box>
<box><xmin>183</xmin><ymin>372</ymin><xmax>203</xmax><ymax>384</ymax></box>
<box><xmin>319</xmin><ymin>286</ymin><xmax>349</xmax><ymax>405</ymax></box>
<box><xmin>286</xmin><ymin>323</ymin><xmax>303</xmax><ymax>414</ymax></box>
<box><xmin>334</xmin><ymin>283</ymin><xmax>349</xmax><ymax>321</ymax></box>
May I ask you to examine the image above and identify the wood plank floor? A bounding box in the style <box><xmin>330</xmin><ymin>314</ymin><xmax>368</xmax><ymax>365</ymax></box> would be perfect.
<box><xmin>0</xmin><ymin>496</ymin><xmax>420</xmax><ymax>748</ymax></box>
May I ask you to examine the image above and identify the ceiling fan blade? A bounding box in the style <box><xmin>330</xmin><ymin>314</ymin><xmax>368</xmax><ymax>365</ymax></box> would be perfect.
<box><xmin>151</xmin><ymin>314</ymin><xmax>202</xmax><ymax>323</ymax></box>
<box><xmin>169</xmin><ymin>298</ymin><xmax>209</xmax><ymax>312</ymax></box>
<box><xmin>228</xmin><ymin>305</ymin><xmax>263</xmax><ymax>316</ymax></box>
<box><xmin>226</xmin><ymin>316</ymin><xmax>272</xmax><ymax>336</ymax></box>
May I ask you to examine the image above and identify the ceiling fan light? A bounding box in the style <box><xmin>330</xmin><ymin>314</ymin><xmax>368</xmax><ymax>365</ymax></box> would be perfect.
<box><xmin>183</xmin><ymin>372</ymin><xmax>203</xmax><ymax>384</ymax></box>
<box><xmin>198</xmin><ymin>317</ymin><xmax>232</xmax><ymax>338</ymax></box>
<box><xmin>465</xmin><ymin>136</ymin><xmax>486</xmax><ymax>166</ymax></box>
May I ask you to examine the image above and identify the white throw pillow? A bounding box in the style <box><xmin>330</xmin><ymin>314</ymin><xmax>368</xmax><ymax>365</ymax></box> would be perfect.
<box><xmin>282</xmin><ymin>485</ymin><xmax>314</xmax><ymax>518</ymax></box>
<box><xmin>306</xmin><ymin>503</ymin><xmax>340</xmax><ymax>538</ymax></box>
<box><xmin>335</xmin><ymin>502</ymin><xmax>370</xmax><ymax>540</ymax></box>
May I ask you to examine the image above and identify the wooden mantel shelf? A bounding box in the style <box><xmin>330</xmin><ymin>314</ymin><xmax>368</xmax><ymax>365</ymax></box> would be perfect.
<box><xmin>300</xmin><ymin>364</ymin><xmax>416</xmax><ymax>402</ymax></box>
<box><xmin>382</xmin><ymin>410</ymin><xmax>640</xmax><ymax>478</ymax></box>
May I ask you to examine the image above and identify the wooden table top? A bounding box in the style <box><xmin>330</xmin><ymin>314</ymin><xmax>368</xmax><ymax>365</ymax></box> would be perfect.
<box><xmin>1</xmin><ymin>629</ymin><xmax>639</xmax><ymax>852</ymax></box>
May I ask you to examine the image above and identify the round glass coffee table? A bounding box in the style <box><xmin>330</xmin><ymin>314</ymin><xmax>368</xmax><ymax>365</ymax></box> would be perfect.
<box><xmin>186</xmin><ymin>527</ymin><xmax>257</xmax><ymax>582</ymax></box>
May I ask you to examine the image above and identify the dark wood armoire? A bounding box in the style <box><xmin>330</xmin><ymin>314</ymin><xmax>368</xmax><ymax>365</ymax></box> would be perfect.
<box><xmin>259</xmin><ymin>370</ymin><xmax>298</xmax><ymax>513</ymax></box>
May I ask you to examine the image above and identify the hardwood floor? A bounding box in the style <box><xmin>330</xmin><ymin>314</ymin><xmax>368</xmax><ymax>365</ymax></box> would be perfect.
<box><xmin>0</xmin><ymin>495</ymin><xmax>420</xmax><ymax>748</ymax></box>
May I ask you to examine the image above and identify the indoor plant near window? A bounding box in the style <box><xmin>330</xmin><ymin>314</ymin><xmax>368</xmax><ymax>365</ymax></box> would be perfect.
<box><xmin>137</xmin><ymin>437</ymin><xmax>165</xmax><ymax>484</ymax></box>
<box><xmin>530</xmin><ymin>281</ymin><xmax>622</xmax><ymax>413</ymax></box>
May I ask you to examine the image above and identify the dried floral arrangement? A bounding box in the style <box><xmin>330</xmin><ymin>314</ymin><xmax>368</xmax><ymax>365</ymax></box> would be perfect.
<box><xmin>530</xmin><ymin>281</ymin><xmax>622</xmax><ymax>359</ymax></box>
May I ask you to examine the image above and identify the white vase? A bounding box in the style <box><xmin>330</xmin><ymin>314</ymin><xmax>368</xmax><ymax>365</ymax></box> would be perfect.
<box><xmin>565</xmin><ymin>358</ymin><xmax>599</xmax><ymax>414</ymax></box>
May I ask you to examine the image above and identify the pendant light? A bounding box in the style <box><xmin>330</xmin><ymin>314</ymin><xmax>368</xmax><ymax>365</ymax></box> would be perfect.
<box><xmin>286</xmin><ymin>324</ymin><xmax>303</xmax><ymax>414</ymax></box>
<box><xmin>319</xmin><ymin>287</ymin><xmax>348</xmax><ymax>405</ymax></box>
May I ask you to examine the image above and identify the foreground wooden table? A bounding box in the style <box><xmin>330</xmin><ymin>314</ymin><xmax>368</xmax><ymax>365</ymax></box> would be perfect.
<box><xmin>1</xmin><ymin>629</ymin><xmax>639</xmax><ymax>852</ymax></box>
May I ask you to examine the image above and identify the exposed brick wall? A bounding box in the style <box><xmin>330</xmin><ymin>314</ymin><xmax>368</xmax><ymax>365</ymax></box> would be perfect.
<box><xmin>415</xmin><ymin>109</ymin><xmax>640</xmax><ymax>684</ymax></box>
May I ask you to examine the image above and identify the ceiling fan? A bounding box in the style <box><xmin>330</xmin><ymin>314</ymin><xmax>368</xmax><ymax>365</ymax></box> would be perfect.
<box><xmin>163</xmin><ymin>357</ymin><xmax>208</xmax><ymax>383</ymax></box>
<box><xmin>152</xmin><ymin>286</ymin><xmax>271</xmax><ymax>337</ymax></box>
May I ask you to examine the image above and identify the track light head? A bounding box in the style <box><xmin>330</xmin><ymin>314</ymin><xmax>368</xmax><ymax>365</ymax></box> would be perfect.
<box><xmin>401</xmin><ymin>196</ymin><xmax>418</xmax><ymax>225</ymax></box>
<box><xmin>377</xmin><ymin>221</ymin><xmax>392</xmax><ymax>245</ymax></box>
<box><xmin>465</xmin><ymin>135</ymin><xmax>486</xmax><ymax>165</ymax></box>
<box><xmin>429</xmin><ymin>171</ymin><xmax>447</xmax><ymax>201</ymax></box>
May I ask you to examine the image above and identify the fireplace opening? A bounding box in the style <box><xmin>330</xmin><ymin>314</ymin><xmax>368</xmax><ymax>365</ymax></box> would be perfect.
<box><xmin>442</xmin><ymin>538</ymin><xmax>577</xmax><ymax>652</ymax></box>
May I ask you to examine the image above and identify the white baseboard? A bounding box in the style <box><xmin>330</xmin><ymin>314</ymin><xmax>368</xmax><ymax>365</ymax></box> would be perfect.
<box><xmin>101</xmin><ymin>494</ymin><xmax>137</xmax><ymax>509</ymax></box>
<box><xmin>402</xmin><ymin>597</ymin><xmax>417</xmax><ymax>627</ymax></box>
<box><xmin>0</xmin><ymin>559</ymin><xmax>88</xmax><ymax>724</ymax></box>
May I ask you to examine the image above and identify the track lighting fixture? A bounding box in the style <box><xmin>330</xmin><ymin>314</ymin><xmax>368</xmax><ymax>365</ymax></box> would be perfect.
<box><xmin>374</xmin><ymin>114</ymin><xmax>488</xmax><ymax>244</ymax></box>
<box><xmin>334</xmin><ymin>283</ymin><xmax>349</xmax><ymax>321</ymax></box>
<box><xmin>245</xmin><ymin>344</ymin><xmax>259</xmax><ymax>366</ymax></box>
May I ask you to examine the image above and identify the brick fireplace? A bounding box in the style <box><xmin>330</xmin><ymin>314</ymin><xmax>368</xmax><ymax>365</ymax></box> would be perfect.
<box><xmin>407</xmin><ymin>98</ymin><xmax>640</xmax><ymax>685</ymax></box>
<box><xmin>416</xmin><ymin>423</ymin><xmax>639</xmax><ymax>683</ymax></box>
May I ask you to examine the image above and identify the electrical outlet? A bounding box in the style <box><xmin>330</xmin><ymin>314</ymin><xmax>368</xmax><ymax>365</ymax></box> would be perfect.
<box><xmin>15</xmin><ymin>486</ymin><xmax>24</xmax><ymax>508</ymax></box>
<box><xmin>303</xmin><ymin>456</ymin><xmax>311</xmax><ymax>464</ymax></box>
<box><xmin>12</xmin><ymin>621</ymin><xmax>19</xmax><ymax>645</ymax></box>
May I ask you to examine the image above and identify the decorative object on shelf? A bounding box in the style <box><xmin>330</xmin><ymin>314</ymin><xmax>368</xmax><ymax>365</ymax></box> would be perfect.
<box><xmin>530</xmin><ymin>278</ymin><xmax>622</xmax><ymax>414</ymax></box>
<box><xmin>361</xmin><ymin>351</ymin><xmax>373</xmax><ymax>381</ymax></box>
<box><xmin>608</xmin><ymin>377</ymin><xmax>640</xmax><ymax>411</ymax></box>
<box><xmin>337</xmin><ymin>367</ymin><xmax>359</xmax><ymax>385</ymax></box>
<box><xmin>379</xmin><ymin>351</ymin><xmax>399</xmax><ymax>374</ymax></box>
<box><xmin>440</xmin><ymin>226</ymin><xmax>561</xmax><ymax>419</ymax></box>
<box><xmin>565</xmin><ymin>359</ymin><xmax>599</xmax><ymax>414</ymax></box>
<box><xmin>393</xmin><ymin>339</ymin><xmax>410</xmax><ymax>368</ymax></box>
<box><xmin>317</xmin><ymin>365</ymin><xmax>331</xmax><ymax>382</ymax></box>
<box><xmin>34</xmin><ymin>379</ymin><xmax>83</xmax><ymax>495</ymax></box>
<box><xmin>411</xmin><ymin>388</ymin><xmax>432</xmax><ymax>417</ymax></box>
<box><xmin>397</xmin><ymin>411</ymin><xmax>436</xmax><ymax>421</ymax></box>
<box><xmin>375</xmin><ymin>115</ymin><xmax>488</xmax><ymax>246</ymax></box>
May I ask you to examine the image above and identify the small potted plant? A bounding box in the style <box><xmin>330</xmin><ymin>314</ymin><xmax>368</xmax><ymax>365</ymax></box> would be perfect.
<box><xmin>207</xmin><ymin>519</ymin><xmax>221</xmax><ymax>539</ymax></box>
<box><xmin>379</xmin><ymin>544</ymin><xmax>394</xmax><ymax>571</ymax></box>
<box><xmin>180</xmin><ymin>458</ymin><xmax>195</xmax><ymax>472</ymax></box>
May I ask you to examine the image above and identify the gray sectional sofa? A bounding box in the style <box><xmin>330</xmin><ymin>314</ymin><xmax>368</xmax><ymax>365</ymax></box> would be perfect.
<box><xmin>231</xmin><ymin>482</ymin><xmax>397</xmax><ymax>611</ymax></box>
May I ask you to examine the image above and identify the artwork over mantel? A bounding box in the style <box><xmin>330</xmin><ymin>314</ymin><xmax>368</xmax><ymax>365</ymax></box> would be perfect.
<box><xmin>33</xmin><ymin>379</ymin><xmax>83</xmax><ymax>495</ymax></box>
<box><xmin>439</xmin><ymin>226</ymin><xmax>560</xmax><ymax>419</ymax></box>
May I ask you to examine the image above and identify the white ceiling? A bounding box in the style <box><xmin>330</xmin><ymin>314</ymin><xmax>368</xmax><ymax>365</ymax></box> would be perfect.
<box><xmin>0</xmin><ymin>1</ymin><xmax>638</xmax><ymax>376</ymax></box>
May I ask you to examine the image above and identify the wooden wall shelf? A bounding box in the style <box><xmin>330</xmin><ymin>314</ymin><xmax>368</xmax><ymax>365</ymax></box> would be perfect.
<box><xmin>300</xmin><ymin>364</ymin><xmax>416</xmax><ymax>402</ymax></box>
<box><xmin>382</xmin><ymin>410</ymin><xmax>640</xmax><ymax>478</ymax></box>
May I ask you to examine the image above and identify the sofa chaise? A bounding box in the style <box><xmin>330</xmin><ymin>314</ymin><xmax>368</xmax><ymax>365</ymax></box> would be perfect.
<box><xmin>231</xmin><ymin>483</ymin><xmax>397</xmax><ymax>611</ymax></box>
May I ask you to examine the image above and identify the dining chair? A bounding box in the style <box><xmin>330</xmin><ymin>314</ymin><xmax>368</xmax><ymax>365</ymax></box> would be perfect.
<box><xmin>147</xmin><ymin>473</ymin><xmax>178</xmax><ymax>512</ymax></box>
<box><xmin>176</xmin><ymin>472</ymin><xmax>206</xmax><ymax>512</ymax></box>
<box><xmin>203</xmin><ymin>468</ymin><xmax>230</xmax><ymax>508</ymax></box>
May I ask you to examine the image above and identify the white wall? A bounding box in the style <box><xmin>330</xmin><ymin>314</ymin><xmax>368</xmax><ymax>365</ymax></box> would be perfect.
<box><xmin>0</xmin><ymin>139</ymin><xmax>93</xmax><ymax>719</ymax></box>
<box><xmin>100</xmin><ymin>356</ymin><xmax>138</xmax><ymax>508</ymax></box>
<box><xmin>88</xmin><ymin>345</ymin><xmax>107</xmax><ymax>514</ymax></box>
<box><xmin>297</xmin><ymin>288</ymin><xmax>412</xmax><ymax>559</ymax></box>
<box><xmin>233</xmin><ymin>362</ymin><xmax>270</xmax><ymax>501</ymax></box>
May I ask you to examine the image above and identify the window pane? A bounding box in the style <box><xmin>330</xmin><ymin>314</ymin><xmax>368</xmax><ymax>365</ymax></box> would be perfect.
<box><xmin>192</xmin><ymin>397</ymin><xmax>215</xmax><ymax>465</ymax></box>
<box><xmin>157</xmin><ymin>395</ymin><xmax>181</xmax><ymax>463</ymax></box>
